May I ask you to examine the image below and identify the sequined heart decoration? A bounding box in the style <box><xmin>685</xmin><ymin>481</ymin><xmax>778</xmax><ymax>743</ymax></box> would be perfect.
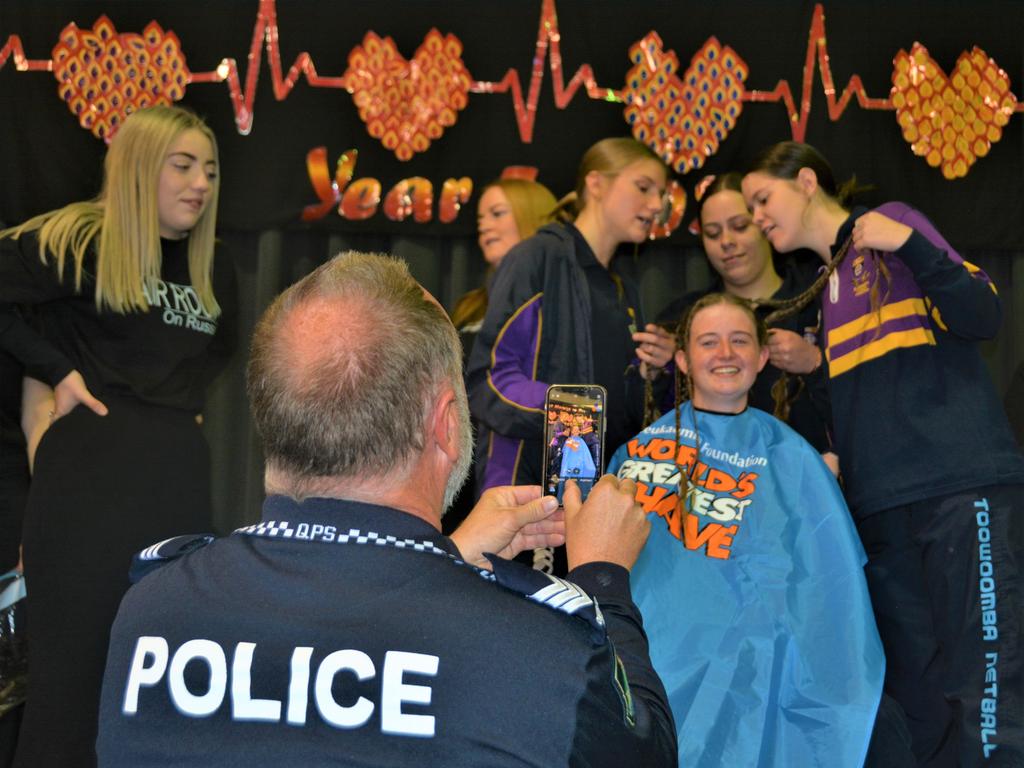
<box><xmin>51</xmin><ymin>16</ymin><xmax>189</xmax><ymax>142</ymax></box>
<box><xmin>891</xmin><ymin>44</ymin><xmax>1016</xmax><ymax>179</ymax></box>
<box><xmin>623</xmin><ymin>34</ymin><xmax>748</xmax><ymax>175</ymax></box>
<box><xmin>342</xmin><ymin>30</ymin><xmax>471</xmax><ymax>161</ymax></box>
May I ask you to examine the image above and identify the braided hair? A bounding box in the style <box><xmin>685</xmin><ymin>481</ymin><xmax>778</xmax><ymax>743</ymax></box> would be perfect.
<box><xmin>671</xmin><ymin>293</ymin><xmax>768</xmax><ymax>524</ymax></box>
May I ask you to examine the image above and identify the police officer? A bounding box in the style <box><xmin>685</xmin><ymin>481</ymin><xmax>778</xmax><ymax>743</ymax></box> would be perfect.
<box><xmin>97</xmin><ymin>252</ymin><xmax>676</xmax><ymax>767</ymax></box>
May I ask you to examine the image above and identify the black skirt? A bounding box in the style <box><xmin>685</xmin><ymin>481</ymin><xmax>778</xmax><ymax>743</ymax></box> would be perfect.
<box><xmin>14</xmin><ymin>397</ymin><xmax>212</xmax><ymax>768</ymax></box>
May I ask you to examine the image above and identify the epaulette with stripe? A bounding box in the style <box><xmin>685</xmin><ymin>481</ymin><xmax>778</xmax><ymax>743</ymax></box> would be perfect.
<box><xmin>485</xmin><ymin>554</ymin><xmax>606</xmax><ymax>644</ymax></box>
<box><xmin>129</xmin><ymin>534</ymin><xmax>217</xmax><ymax>584</ymax></box>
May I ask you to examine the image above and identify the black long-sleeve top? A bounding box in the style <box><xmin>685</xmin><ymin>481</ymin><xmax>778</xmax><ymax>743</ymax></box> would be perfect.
<box><xmin>0</xmin><ymin>231</ymin><xmax>236</xmax><ymax>413</ymax></box>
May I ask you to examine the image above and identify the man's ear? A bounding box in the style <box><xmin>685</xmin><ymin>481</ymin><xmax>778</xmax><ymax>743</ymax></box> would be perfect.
<box><xmin>431</xmin><ymin>386</ymin><xmax>460</xmax><ymax>464</ymax></box>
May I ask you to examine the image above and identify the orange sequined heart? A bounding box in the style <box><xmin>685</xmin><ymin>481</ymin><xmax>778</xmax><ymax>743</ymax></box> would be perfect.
<box><xmin>342</xmin><ymin>30</ymin><xmax>471</xmax><ymax>162</ymax></box>
<box><xmin>623</xmin><ymin>34</ymin><xmax>748</xmax><ymax>175</ymax></box>
<box><xmin>51</xmin><ymin>16</ymin><xmax>189</xmax><ymax>142</ymax></box>
<box><xmin>891</xmin><ymin>44</ymin><xmax>1016</xmax><ymax>179</ymax></box>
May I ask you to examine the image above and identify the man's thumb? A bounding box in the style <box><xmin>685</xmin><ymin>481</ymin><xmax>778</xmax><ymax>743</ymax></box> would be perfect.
<box><xmin>521</xmin><ymin>494</ymin><xmax>558</xmax><ymax>523</ymax></box>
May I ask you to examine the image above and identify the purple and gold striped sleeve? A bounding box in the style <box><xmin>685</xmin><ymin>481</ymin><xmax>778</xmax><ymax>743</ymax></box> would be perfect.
<box><xmin>883</xmin><ymin>202</ymin><xmax>1000</xmax><ymax>340</ymax></box>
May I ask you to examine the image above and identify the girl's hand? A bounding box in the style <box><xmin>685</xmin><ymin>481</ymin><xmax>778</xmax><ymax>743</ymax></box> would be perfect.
<box><xmin>766</xmin><ymin>329</ymin><xmax>821</xmax><ymax>374</ymax></box>
<box><xmin>54</xmin><ymin>370</ymin><xmax>108</xmax><ymax>419</ymax></box>
<box><xmin>851</xmin><ymin>212</ymin><xmax>913</xmax><ymax>253</ymax></box>
<box><xmin>634</xmin><ymin>323</ymin><xmax>676</xmax><ymax>379</ymax></box>
<box><xmin>821</xmin><ymin>451</ymin><xmax>840</xmax><ymax>478</ymax></box>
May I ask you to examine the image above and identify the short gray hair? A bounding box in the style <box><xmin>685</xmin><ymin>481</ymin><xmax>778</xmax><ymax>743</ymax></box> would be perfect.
<box><xmin>247</xmin><ymin>252</ymin><xmax>463</xmax><ymax>494</ymax></box>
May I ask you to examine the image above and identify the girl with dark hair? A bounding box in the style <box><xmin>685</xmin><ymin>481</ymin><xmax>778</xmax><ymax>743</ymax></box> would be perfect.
<box><xmin>659</xmin><ymin>172</ymin><xmax>836</xmax><ymax>472</ymax></box>
<box><xmin>0</xmin><ymin>105</ymin><xmax>236</xmax><ymax>767</ymax></box>
<box><xmin>466</xmin><ymin>137</ymin><xmax>676</xmax><ymax>574</ymax></box>
<box><xmin>742</xmin><ymin>141</ymin><xmax>1023</xmax><ymax>767</ymax></box>
<box><xmin>608</xmin><ymin>293</ymin><xmax>884</xmax><ymax>767</ymax></box>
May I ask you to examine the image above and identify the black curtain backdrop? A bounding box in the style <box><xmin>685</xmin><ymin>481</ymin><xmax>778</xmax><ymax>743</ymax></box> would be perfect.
<box><xmin>2</xmin><ymin>0</ymin><xmax>1021</xmax><ymax>531</ymax></box>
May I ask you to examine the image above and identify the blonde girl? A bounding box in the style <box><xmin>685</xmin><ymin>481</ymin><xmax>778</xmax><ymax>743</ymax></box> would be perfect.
<box><xmin>466</xmin><ymin>137</ymin><xmax>674</xmax><ymax>573</ymax></box>
<box><xmin>0</xmin><ymin>105</ymin><xmax>235</xmax><ymax>767</ymax></box>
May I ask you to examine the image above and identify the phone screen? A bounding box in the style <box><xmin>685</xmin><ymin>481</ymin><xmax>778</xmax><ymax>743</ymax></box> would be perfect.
<box><xmin>542</xmin><ymin>384</ymin><xmax>607</xmax><ymax>504</ymax></box>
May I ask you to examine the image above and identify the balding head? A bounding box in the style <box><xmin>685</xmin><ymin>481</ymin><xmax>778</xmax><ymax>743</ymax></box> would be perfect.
<box><xmin>247</xmin><ymin>252</ymin><xmax>470</xmax><ymax>502</ymax></box>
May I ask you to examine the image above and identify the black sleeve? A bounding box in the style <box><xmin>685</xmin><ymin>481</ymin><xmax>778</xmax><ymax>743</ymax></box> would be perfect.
<box><xmin>799</xmin><ymin>362</ymin><xmax>835</xmax><ymax>453</ymax></box>
<box><xmin>567</xmin><ymin>562</ymin><xmax>677</xmax><ymax>766</ymax></box>
<box><xmin>0</xmin><ymin>233</ymin><xmax>77</xmax><ymax>386</ymax></box>
<box><xmin>890</xmin><ymin>210</ymin><xmax>1001</xmax><ymax>340</ymax></box>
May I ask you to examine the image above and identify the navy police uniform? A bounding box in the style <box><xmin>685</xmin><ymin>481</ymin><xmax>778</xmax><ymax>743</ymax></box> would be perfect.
<box><xmin>97</xmin><ymin>496</ymin><xmax>677</xmax><ymax>766</ymax></box>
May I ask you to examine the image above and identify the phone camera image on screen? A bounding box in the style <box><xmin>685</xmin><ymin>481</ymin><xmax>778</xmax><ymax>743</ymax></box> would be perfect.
<box><xmin>542</xmin><ymin>385</ymin><xmax>606</xmax><ymax>504</ymax></box>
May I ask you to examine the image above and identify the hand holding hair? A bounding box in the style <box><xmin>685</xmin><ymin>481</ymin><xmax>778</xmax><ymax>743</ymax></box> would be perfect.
<box><xmin>851</xmin><ymin>211</ymin><xmax>913</xmax><ymax>253</ymax></box>
<box><xmin>450</xmin><ymin>485</ymin><xmax>564</xmax><ymax>570</ymax></box>
<box><xmin>634</xmin><ymin>323</ymin><xmax>677</xmax><ymax>379</ymax></box>
<box><xmin>766</xmin><ymin>329</ymin><xmax>821</xmax><ymax>374</ymax></box>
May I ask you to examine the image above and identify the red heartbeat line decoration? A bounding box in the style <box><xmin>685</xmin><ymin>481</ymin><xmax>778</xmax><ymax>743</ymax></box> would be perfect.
<box><xmin>1</xmin><ymin>0</ymin><xmax>1020</xmax><ymax>178</ymax></box>
<box><xmin>469</xmin><ymin>0</ymin><xmax>613</xmax><ymax>143</ymax></box>
<box><xmin>0</xmin><ymin>34</ymin><xmax>53</xmax><ymax>72</ymax></box>
<box><xmin>744</xmin><ymin>3</ymin><xmax>892</xmax><ymax>140</ymax></box>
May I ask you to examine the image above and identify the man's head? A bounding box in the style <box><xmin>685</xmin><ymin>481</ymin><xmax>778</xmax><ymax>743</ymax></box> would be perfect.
<box><xmin>247</xmin><ymin>251</ymin><xmax>472</xmax><ymax>509</ymax></box>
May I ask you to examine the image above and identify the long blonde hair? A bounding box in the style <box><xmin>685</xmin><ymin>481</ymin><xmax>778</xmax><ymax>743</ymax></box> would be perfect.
<box><xmin>451</xmin><ymin>178</ymin><xmax>556</xmax><ymax>329</ymax></box>
<box><xmin>495</xmin><ymin>178</ymin><xmax>558</xmax><ymax>237</ymax></box>
<box><xmin>1</xmin><ymin>105</ymin><xmax>221</xmax><ymax>315</ymax></box>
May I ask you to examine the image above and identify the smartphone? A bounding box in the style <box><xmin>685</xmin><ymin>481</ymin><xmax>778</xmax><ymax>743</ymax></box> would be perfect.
<box><xmin>542</xmin><ymin>384</ymin><xmax>607</xmax><ymax>504</ymax></box>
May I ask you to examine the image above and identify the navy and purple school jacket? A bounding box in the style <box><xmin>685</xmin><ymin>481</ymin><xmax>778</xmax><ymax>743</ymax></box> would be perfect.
<box><xmin>822</xmin><ymin>203</ymin><xmax>1024</xmax><ymax>518</ymax></box>
<box><xmin>465</xmin><ymin>223</ymin><xmax>646</xmax><ymax>493</ymax></box>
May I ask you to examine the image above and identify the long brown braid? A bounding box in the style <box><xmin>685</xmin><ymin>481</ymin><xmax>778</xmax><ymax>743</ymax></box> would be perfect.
<box><xmin>672</xmin><ymin>319</ymin><xmax>697</xmax><ymax>528</ymax></box>
<box><xmin>757</xmin><ymin>230</ymin><xmax>893</xmax><ymax>411</ymax></box>
<box><xmin>754</xmin><ymin>234</ymin><xmax>852</xmax><ymax>418</ymax></box>
<box><xmin>756</xmin><ymin>234</ymin><xmax>853</xmax><ymax>323</ymax></box>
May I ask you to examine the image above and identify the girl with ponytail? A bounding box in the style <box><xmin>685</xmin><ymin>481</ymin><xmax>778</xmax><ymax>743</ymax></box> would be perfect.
<box><xmin>742</xmin><ymin>140</ymin><xmax>1024</xmax><ymax>766</ymax></box>
<box><xmin>466</xmin><ymin>137</ymin><xmax>675</xmax><ymax>574</ymax></box>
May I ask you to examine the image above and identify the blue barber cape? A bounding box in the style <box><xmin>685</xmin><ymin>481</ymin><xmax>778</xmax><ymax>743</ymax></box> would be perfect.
<box><xmin>559</xmin><ymin>435</ymin><xmax>597</xmax><ymax>479</ymax></box>
<box><xmin>608</xmin><ymin>403</ymin><xmax>883</xmax><ymax>767</ymax></box>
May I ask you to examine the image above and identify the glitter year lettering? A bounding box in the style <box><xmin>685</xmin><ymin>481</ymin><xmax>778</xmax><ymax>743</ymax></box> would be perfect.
<box><xmin>302</xmin><ymin>147</ymin><xmax>472</xmax><ymax>224</ymax></box>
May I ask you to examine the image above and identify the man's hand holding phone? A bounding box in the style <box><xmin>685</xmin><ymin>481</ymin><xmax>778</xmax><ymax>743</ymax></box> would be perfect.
<box><xmin>564</xmin><ymin>475</ymin><xmax>650</xmax><ymax>572</ymax></box>
<box><xmin>451</xmin><ymin>485</ymin><xmax>565</xmax><ymax>570</ymax></box>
